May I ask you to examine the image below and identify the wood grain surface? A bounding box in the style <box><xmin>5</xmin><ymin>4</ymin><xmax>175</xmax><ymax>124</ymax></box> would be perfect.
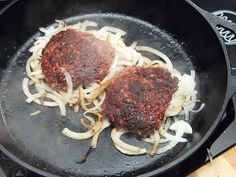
<box><xmin>187</xmin><ymin>145</ymin><xmax>236</xmax><ymax>177</ymax></box>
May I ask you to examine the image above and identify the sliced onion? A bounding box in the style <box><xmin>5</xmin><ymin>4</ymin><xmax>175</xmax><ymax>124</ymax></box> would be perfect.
<box><xmin>169</xmin><ymin>120</ymin><xmax>193</xmax><ymax>134</ymax></box>
<box><xmin>159</xmin><ymin>138</ymin><xmax>170</xmax><ymax>143</ymax></box>
<box><xmin>85</xmin><ymin>21</ymin><xmax>98</xmax><ymax>28</ymax></box>
<box><xmin>22</xmin><ymin>78</ymin><xmax>62</xmax><ymax>108</ymax></box>
<box><xmin>45</xmin><ymin>93</ymin><xmax>66</xmax><ymax>116</ymax></box>
<box><xmin>113</xmin><ymin>143</ymin><xmax>146</xmax><ymax>155</ymax></box>
<box><xmin>191</xmin><ymin>103</ymin><xmax>205</xmax><ymax>113</ymax></box>
<box><xmin>62</xmin><ymin>120</ymin><xmax>102</xmax><ymax>140</ymax></box>
<box><xmin>63</xmin><ymin>69</ymin><xmax>73</xmax><ymax>103</ymax></box>
<box><xmin>159</xmin><ymin>125</ymin><xmax>188</xmax><ymax>142</ymax></box>
<box><xmin>111</xmin><ymin>128</ymin><xmax>147</xmax><ymax>154</ymax></box>
<box><xmin>79</xmin><ymin>86</ymin><xmax>89</xmax><ymax>111</ymax></box>
<box><xmin>99</xmin><ymin>26</ymin><xmax>126</xmax><ymax>36</ymax></box>
<box><xmin>166</xmin><ymin>96</ymin><xmax>184</xmax><ymax>117</ymax></box>
<box><xmin>103</xmin><ymin>55</ymin><xmax>118</xmax><ymax>81</ymax></box>
<box><xmin>26</xmin><ymin>57</ymin><xmax>33</xmax><ymax>77</ymax></box>
<box><xmin>89</xmin><ymin>93</ymin><xmax>106</xmax><ymax>111</ymax></box>
<box><xmin>55</xmin><ymin>19</ymin><xmax>66</xmax><ymax>26</ymax></box>
<box><xmin>85</xmin><ymin>80</ymin><xmax>110</xmax><ymax>102</ymax></box>
<box><xmin>183</xmin><ymin>105</ymin><xmax>190</xmax><ymax>120</ymax></box>
<box><xmin>110</xmin><ymin>33</ymin><xmax>122</xmax><ymax>45</ymax></box>
<box><xmin>91</xmin><ymin>119</ymin><xmax>110</xmax><ymax>148</ymax></box>
<box><xmin>190</xmin><ymin>70</ymin><xmax>196</xmax><ymax>79</ymax></box>
<box><xmin>35</xmin><ymin>83</ymin><xmax>64</xmax><ymax>102</ymax></box>
<box><xmin>129</xmin><ymin>41</ymin><xmax>137</xmax><ymax>48</ymax></box>
<box><xmin>143</xmin><ymin>137</ymin><xmax>170</xmax><ymax>144</ymax></box>
<box><xmin>73</xmin><ymin>104</ymin><xmax>80</xmax><ymax>113</ymax></box>
<box><xmin>80</xmin><ymin>117</ymin><xmax>93</xmax><ymax>129</ymax></box>
<box><xmin>83</xmin><ymin>111</ymin><xmax>97</xmax><ymax>124</ymax></box>
<box><xmin>22</xmin><ymin>78</ymin><xmax>38</xmax><ymax>102</ymax></box>
<box><xmin>62</xmin><ymin>127</ymin><xmax>93</xmax><ymax>140</ymax></box>
<box><xmin>135</xmin><ymin>46</ymin><xmax>173</xmax><ymax>68</ymax></box>
<box><xmin>83</xmin><ymin>82</ymin><xmax>100</xmax><ymax>94</ymax></box>
<box><xmin>25</xmin><ymin>93</ymin><xmax>42</xmax><ymax>103</ymax></box>
<box><xmin>30</xmin><ymin>110</ymin><xmax>41</xmax><ymax>116</ymax></box>
<box><xmin>29</xmin><ymin>70</ymin><xmax>43</xmax><ymax>76</ymax></box>
<box><xmin>142</xmin><ymin>137</ymin><xmax>155</xmax><ymax>144</ymax></box>
<box><xmin>36</xmin><ymin>82</ymin><xmax>54</xmax><ymax>93</ymax></box>
<box><xmin>164</xmin><ymin>117</ymin><xmax>172</xmax><ymax>130</ymax></box>
<box><xmin>136</xmin><ymin>57</ymin><xmax>144</xmax><ymax>66</ymax></box>
<box><xmin>149</xmin><ymin>131</ymin><xmax>160</xmax><ymax>156</ymax></box>
<box><xmin>81</xmin><ymin>20</ymin><xmax>98</xmax><ymax>31</ymax></box>
<box><xmin>118</xmin><ymin>60</ymin><xmax>133</xmax><ymax>67</ymax></box>
<box><xmin>157</xmin><ymin>141</ymin><xmax>178</xmax><ymax>154</ymax></box>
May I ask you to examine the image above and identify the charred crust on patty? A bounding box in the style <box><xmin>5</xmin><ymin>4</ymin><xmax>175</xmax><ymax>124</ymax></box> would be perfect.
<box><xmin>41</xmin><ymin>29</ymin><xmax>115</xmax><ymax>91</ymax></box>
<box><xmin>102</xmin><ymin>66</ymin><xmax>178</xmax><ymax>136</ymax></box>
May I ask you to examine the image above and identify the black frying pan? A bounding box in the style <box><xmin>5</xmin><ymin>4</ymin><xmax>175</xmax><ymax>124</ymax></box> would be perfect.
<box><xmin>0</xmin><ymin>0</ymin><xmax>236</xmax><ymax>176</ymax></box>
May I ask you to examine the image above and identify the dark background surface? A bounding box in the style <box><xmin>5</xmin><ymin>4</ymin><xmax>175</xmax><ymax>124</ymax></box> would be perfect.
<box><xmin>0</xmin><ymin>0</ymin><xmax>236</xmax><ymax>177</ymax></box>
<box><xmin>0</xmin><ymin>1</ymin><xmax>8</xmax><ymax>9</ymax></box>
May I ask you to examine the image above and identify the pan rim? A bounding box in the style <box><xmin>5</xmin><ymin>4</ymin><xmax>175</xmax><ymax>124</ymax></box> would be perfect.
<box><xmin>0</xmin><ymin>0</ymin><xmax>232</xmax><ymax>176</ymax></box>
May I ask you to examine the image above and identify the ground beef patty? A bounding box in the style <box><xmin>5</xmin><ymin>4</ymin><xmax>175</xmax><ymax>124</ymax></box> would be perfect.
<box><xmin>102</xmin><ymin>66</ymin><xmax>179</xmax><ymax>136</ymax></box>
<box><xmin>41</xmin><ymin>29</ymin><xmax>115</xmax><ymax>91</ymax></box>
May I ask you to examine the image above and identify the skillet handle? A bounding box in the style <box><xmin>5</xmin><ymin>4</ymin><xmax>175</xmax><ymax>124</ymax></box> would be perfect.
<box><xmin>186</xmin><ymin>0</ymin><xmax>236</xmax><ymax>99</ymax></box>
<box><xmin>186</xmin><ymin>0</ymin><xmax>236</xmax><ymax>34</ymax></box>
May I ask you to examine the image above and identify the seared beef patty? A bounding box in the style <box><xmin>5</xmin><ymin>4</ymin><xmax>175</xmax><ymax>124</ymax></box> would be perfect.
<box><xmin>41</xmin><ymin>29</ymin><xmax>115</xmax><ymax>91</ymax></box>
<box><xmin>102</xmin><ymin>66</ymin><xmax>178</xmax><ymax>136</ymax></box>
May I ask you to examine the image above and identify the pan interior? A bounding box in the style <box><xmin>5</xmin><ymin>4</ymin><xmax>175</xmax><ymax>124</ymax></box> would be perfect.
<box><xmin>0</xmin><ymin>13</ymin><xmax>208</xmax><ymax>177</ymax></box>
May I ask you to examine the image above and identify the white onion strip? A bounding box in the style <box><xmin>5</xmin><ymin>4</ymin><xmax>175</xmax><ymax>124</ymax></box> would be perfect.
<box><xmin>159</xmin><ymin>125</ymin><xmax>188</xmax><ymax>142</ymax></box>
<box><xmin>111</xmin><ymin>128</ymin><xmax>147</xmax><ymax>154</ymax></box>
<box><xmin>91</xmin><ymin>119</ymin><xmax>110</xmax><ymax>148</ymax></box>
<box><xmin>135</xmin><ymin>46</ymin><xmax>173</xmax><ymax>68</ymax></box>
<box><xmin>22</xmin><ymin>78</ymin><xmax>56</xmax><ymax>106</ymax></box>
<box><xmin>191</xmin><ymin>103</ymin><xmax>205</xmax><ymax>113</ymax></box>
<box><xmin>25</xmin><ymin>93</ymin><xmax>43</xmax><ymax>103</ymax></box>
<box><xmin>22</xmin><ymin>78</ymin><xmax>66</xmax><ymax>115</ymax></box>
<box><xmin>62</xmin><ymin>120</ymin><xmax>102</xmax><ymax>140</ymax></box>
<box><xmin>99</xmin><ymin>26</ymin><xmax>126</xmax><ymax>36</ymax></box>
<box><xmin>45</xmin><ymin>93</ymin><xmax>66</xmax><ymax>116</ymax></box>
<box><xmin>30</xmin><ymin>110</ymin><xmax>41</xmax><ymax>116</ymax></box>
<box><xmin>113</xmin><ymin>143</ymin><xmax>145</xmax><ymax>155</ymax></box>
<box><xmin>63</xmin><ymin>69</ymin><xmax>73</xmax><ymax>103</ymax></box>
<box><xmin>90</xmin><ymin>93</ymin><xmax>106</xmax><ymax>111</ymax></box>
<box><xmin>83</xmin><ymin>111</ymin><xmax>96</xmax><ymax>124</ymax></box>
<box><xmin>149</xmin><ymin>131</ymin><xmax>160</xmax><ymax>156</ymax></box>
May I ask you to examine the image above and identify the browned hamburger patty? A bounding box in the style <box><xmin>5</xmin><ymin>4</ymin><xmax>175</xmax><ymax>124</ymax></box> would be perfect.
<box><xmin>41</xmin><ymin>29</ymin><xmax>115</xmax><ymax>91</ymax></box>
<box><xmin>102</xmin><ymin>66</ymin><xmax>179</xmax><ymax>136</ymax></box>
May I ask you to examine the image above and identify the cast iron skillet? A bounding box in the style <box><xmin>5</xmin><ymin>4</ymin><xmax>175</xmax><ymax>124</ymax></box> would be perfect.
<box><xmin>0</xmin><ymin>0</ymin><xmax>236</xmax><ymax>176</ymax></box>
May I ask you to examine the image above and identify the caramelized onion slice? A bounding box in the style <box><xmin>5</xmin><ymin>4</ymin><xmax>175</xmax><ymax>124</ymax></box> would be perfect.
<box><xmin>91</xmin><ymin>119</ymin><xmax>110</xmax><ymax>148</ymax></box>
<box><xmin>149</xmin><ymin>131</ymin><xmax>160</xmax><ymax>156</ymax></box>
<box><xmin>62</xmin><ymin>120</ymin><xmax>103</xmax><ymax>140</ymax></box>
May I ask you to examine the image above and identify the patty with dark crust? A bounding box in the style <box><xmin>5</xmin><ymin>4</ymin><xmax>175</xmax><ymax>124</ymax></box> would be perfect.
<box><xmin>102</xmin><ymin>66</ymin><xmax>178</xmax><ymax>136</ymax></box>
<box><xmin>41</xmin><ymin>29</ymin><xmax>115</xmax><ymax>91</ymax></box>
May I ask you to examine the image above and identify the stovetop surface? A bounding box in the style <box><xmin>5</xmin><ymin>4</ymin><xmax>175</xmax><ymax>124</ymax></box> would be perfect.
<box><xmin>0</xmin><ymin>0</ymin><xmax>236</xmax><ymax>177</ymax></box>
